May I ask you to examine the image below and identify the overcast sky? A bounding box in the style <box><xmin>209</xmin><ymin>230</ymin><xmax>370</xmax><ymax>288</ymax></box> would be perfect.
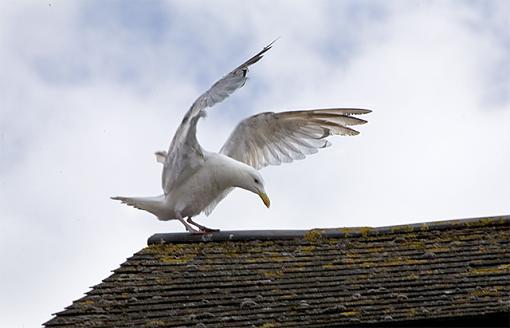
<box><xmin>1</xmin><ymin>1</ymin><xmax>509</xmax><ymax>326</ymax></box>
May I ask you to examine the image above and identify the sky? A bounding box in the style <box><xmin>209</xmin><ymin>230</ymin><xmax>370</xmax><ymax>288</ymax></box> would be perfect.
<box><xmin>0</xmin><ymin>0</ymin><xmax>509</xmax><ymax>326</ymax></box>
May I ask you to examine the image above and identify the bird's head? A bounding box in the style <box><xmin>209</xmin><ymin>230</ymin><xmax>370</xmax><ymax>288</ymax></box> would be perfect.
<box><xmin>240</xmin><ymin>168</ymin><xmax>270</xmax><ymax>208</ymax></box>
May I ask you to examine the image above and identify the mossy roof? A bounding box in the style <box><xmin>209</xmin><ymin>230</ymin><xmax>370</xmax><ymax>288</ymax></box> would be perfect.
<box><xmin>45</xmin><ymin>216</ymin><xmax>510</xmax><ymax>327</ymax></box>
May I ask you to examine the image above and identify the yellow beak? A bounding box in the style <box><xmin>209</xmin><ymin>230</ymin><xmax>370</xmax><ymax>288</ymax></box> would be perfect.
<box><xmin>258</xmin><ymin>192</ymin><xmax>271</xmax><ymax>208</ymax></box>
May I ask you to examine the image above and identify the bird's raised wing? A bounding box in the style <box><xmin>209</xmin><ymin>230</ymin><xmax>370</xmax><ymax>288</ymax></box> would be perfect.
<box><xmin>220</xmin><ymin>108</ymin><xmax>371</xmax><ymax>170</ymax></box>
<box><xmin>162</xmin><ymin>41</ymin><xmax>274</xmax><ymax>194</ymax></box>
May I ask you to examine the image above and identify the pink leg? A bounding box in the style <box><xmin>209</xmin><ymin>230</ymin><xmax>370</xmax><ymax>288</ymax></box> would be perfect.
<box><xmin>187</xmin><ymin>217</ymin><xmax>220</xmax><ymax>233</ymax></box>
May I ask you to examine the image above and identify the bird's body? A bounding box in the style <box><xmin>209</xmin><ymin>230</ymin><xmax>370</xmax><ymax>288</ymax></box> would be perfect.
<box><xmin>113</xmin><ymin>151</ymin><xmax>263</xmax><ymax>232</ymax></box>
<box><xmin>112</xmin><ymin>41</ymin><xmax>371</xmax><ymax>233</ymax></box>
<box><xmin>164</xmin><ymin>152</ymin><xmax>256</xmax><ymax>219</ymax></box>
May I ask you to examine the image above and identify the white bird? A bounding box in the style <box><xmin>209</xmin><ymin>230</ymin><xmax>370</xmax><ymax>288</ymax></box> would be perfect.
<box><xmin>112</xmin><ymin>41</ymin><xmax>371</xmax><ymax>233</ymax></box>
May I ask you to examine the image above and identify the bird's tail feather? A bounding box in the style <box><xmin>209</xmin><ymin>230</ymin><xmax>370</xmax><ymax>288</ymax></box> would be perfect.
<box><xmin>111</xmin><ymin>195</ymin><xmax>165</xmax><ymax>217</ymax></box>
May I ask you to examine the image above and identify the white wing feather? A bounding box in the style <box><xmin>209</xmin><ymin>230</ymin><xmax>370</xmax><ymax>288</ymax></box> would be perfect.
<box><xmin>220</xmin><ymin>108</ymin><xmax>371</xmax><ymax>170</ymax></box>
<box><xmin>161</xmin><ymin>41</ymin><xmax>275</xmax><ymax>194</ymax></box>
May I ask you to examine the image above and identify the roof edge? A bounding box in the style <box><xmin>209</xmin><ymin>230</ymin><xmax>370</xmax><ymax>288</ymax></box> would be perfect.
<box><xmin>147</xmin><ymin>215</ymin><xmax>510</xmax><ymax>245</ymax></box>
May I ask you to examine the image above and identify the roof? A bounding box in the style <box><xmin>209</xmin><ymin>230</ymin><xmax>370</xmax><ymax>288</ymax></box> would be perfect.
<box><xmin>45</xmin><ymin>216</ymin><xmax>510</xmax><ymax>327</ymax></box>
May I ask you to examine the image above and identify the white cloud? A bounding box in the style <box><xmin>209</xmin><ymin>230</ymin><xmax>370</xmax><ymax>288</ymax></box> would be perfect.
<box><xmin>0</xmin><ymin>1</ymin><xmax>509</xmax><ymax>326</ymax></box>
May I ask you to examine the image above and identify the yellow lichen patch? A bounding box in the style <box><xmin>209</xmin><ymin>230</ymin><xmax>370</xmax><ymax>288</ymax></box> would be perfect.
<box><xmin>263</xmin><ymin>251</ymin><xmax>291</xmax><ymax>262</ymax></box>
<box><xmin>421</xmin><ymin>269</ymin><xmax>439</xmax><ymax>275</ymax></box>
<box><xmin>464</xmin><ymin>217</ymin><xmax>499</xmax><ymax>227</ymax></box>
<box><xmin>363</xmin><ymin>246</ymin><xmax>385</xmax><ymax>254</ymax></box>
<box><xmin>339</xmin><ymin>227</ymin><xmax>352</xmax><ymax>235</ymax></box>
<box><xmin>427</xmin><ymin>246</ymin><xmax>449</xmax><ymax>253</ymax></box>
<box><xmin>345</xmin><ymin>251</ymin><xmax>360</xmax><ymax>258</ymax></box>
<box><xmin>338</xmin><ymin>227</ymin><xmax>373</xmax><ymax>237</ymax></box>
<box><xmin>467</xmin><ymin>217</ymin><xmax>495</xmax><ymax>227</ymax></box>
<box><xmin>79</xmin><ymin>299</ymin><xmax>95</xmax><ymax>306</ymax></box>
<box><xmin>145</xmin><ymin>243</ymin><xmax>200</xmax><ymax>256</ymax></box>
<box><xmin>358</xmin><ymin>227</ymin><xmax>373</xmax><ymax>237</ymax></box>
<box><xmin>325</xmin><ymin>237</ymin><xmax>342</xmax><ymax>245</ymax></box>
<box><xmin>299</xmin><ymin>245</ymin><xmax>316</xmax><ymax>254</ymax></box>
<box><xmin>391</xmin><ymin>224</ymin><xmax>414</xmax><ymax>233</ymax></box>
<box><xmin>478</xmin><ymin>217</ymin><xmax>495</xmax><ymax>225</ymax></box>
<box><xmin>144</xmin><ymin>244</ymin><xmax>170</xmax><ymax>255</ymax></box>
<box><xmin>407</xmin><ymin>272</ymin><xmax>419</xmax><ymax>280</ymax></box>
<box><xmin>154</xmin><ymin>276</ymin><xmax>168</xmax><ymax>284</ymax></box>
<box><xmin>468</xmin><ymin>264</ymin><xmax>510</xmax><ymax>275</ymax></box>
<box><xmin>322</xmin><ymin>263</ymin><xmax>337</xmax><ymax>269</ymax></box>
<box><xmin>340</xmin><ymin>311</ymin><xmax>359</xmax><ymax>317</ymax></box>
<box><xmin>258</xmin><ymin>323</ymin><xmax>276</xmax><ymax>328</ymax></box>
<box><xmin>144</xmin><ymin>243</ymin><xmax>200</xmax><ymax>264</ymax></box>
<box><xmin>223</xmin><ymin>247</ymin><xmax>241</xmax><ymax>258</ymax></box>
<box><xmin>341</xmin><ymin>257</ymin><xmax>355</xmax><ymax>265</ymax></box>
<box><xmin>470</xmin><ymin>286</ymin><xmax>503</xmax><ymax>297</ymax></box>
<box><xmin>405</xmin><ymin>241</ymin><xmax>426</xmax><ymax>250</ymax></box>
<box><xmin>360</xmin><ymin>262</ymin><xmax>377</xmax><ymax>268</ymax></box>
<box><xmin>304</xmin><ymin>229</ymin><xmax>323</xmax><ymax>242</ymax></box>
<box><xmin>383</xmin><ymin>257</ymin><xmax>427</xmax><ymax>266</ymax></box>
<box><xmin>159</xmin><ymin>254</ymin><xmax>195</xmax><ymax>264</ymax></box>
<box><xmin>263</xmin><ymin>270</ymin><xmax>284</xmax><ymax>279</ymax></box>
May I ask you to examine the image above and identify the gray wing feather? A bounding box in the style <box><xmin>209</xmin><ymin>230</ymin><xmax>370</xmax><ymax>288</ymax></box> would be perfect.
<box><xmin>220</xmin><ymin>108</ymin><xmax>371</xmax><ymax>170</ymax></box>
<box><xmin>155</xmin><ymin>151</ymin><xmax>167</xmax><ymax>164</ymax></box>
<box><xmin>162</xmin><ymin>41</ymin><xmax>275</xmax><ymax>194</ymax></box>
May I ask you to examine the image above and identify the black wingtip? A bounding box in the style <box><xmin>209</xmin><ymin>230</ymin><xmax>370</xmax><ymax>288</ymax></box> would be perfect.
<box><xmin>266</xmin><ymin>37</ymin><xmax>280</xmax><ymax>49</ymax></box>
<box><xmin>237</xmin><ymin>39</ymin><xmax>278</xmax><ymax>69</ymax></box>
<box><xmin>258</xmin><ymin>37</ymin><xmax>279</xmax><ymax>57</ymax></box>
<box><xmin>346</xmin><ymin>108</ymin><xmax>372</xmax><ymax>115</ymax></box>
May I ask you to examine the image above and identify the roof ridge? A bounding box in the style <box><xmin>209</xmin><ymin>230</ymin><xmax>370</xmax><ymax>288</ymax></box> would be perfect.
<box><xmin>147</xmin><ymin>215</ymin><xmax>510</xmax><ymax>245</ymax></box>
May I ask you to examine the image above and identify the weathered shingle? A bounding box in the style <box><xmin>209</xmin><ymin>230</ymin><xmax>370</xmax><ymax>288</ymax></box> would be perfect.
<box><xmin>45</xmin><ymin>216</ymin><xmax>510</xmax><ymax>327</ymax></box>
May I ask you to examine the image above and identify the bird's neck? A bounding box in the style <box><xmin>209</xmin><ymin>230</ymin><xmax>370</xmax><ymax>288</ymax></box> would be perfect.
<box><xmin>210</xmin><ymin>153</ymin><xmax>254</xmax><ymax>190</ymax></box>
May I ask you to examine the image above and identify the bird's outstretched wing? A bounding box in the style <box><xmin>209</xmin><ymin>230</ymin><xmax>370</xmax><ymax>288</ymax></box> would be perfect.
<box><xmin>220</xmin><ymin>108</ymin><xmax>371</xmax><ymax>170</ymax></box>
<box><xmin>162</xmin><ymin>41</ymin><xmax>275</xmax><ymax>194</ymax></box>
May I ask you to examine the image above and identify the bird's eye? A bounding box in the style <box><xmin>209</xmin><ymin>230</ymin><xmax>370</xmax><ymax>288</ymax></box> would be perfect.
<box><xmin>254</xmin><ymin>178</ymin><xmax>260</xmax><ymax>184</ymax></box>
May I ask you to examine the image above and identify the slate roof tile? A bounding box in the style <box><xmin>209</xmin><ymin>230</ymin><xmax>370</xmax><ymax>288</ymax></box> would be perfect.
<box><xmin>45</xmin><ymin>216</ymin><xmax>510</xmax><ymax>327</ymax></box>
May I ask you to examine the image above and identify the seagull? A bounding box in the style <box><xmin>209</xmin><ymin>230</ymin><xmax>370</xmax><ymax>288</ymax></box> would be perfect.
<box><xmin>112</xmin><ymin>41</ymin><xmax>371</xmax><ymax>233</ymax></box>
